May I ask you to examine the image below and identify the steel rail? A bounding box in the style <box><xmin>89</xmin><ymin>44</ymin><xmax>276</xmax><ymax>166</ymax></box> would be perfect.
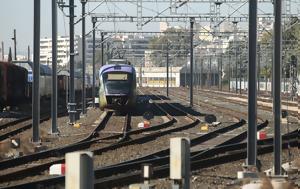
<box><xmin>169</xmin><ymin>88</ymin><xmax>265</xmax><ymax>122</ymax></box>
<box><xmin>0</xmin><ymin>116</ymin><xmax>31</xmax><ymax>131</ymax></box>
<box><xmin>93</xmin><ymin>137</ymin><xmax>298</xmax><ymax>188</ymax></box>
<box><xmin>7</xmin><ymin>125</ymin><xmax>297</xmax><ymax>189</ymax></box>
<box><xmin>0</xmin><ymin>97</ymin><xmax>178</xmax><ymax>182</ymax></box>
<box><xmin>195</xmin><ymin>89</ymin><xmax>299</xmax><ymax>119</ymax></box>
<box><xmin>0</xmin><ymin>110</ymin><xmax>68</xmax><ymax>142</ymax></box>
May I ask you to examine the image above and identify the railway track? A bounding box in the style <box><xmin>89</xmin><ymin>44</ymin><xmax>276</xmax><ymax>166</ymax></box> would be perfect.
<box><xmin>199</xmin><ymin>88</ymin><xmax>298</xmax><ymax>107</ymax></box>
<box><xmin>0</xmin><ymin>110</ymin><xmax>68</xmax><ymax>142</ymax></box>
<box><xmin>194</xmin><ymin>88</ymin><xmax>299</xmax><ymax>118</ymax></box>
<box><xmin>0</xmin><ymin>91</ymin><xmax>247</xmax><ymax>188</ymax></box>
<box><xmin>0</xmin><ymin>94</ymin><xmax>177</xmax><ymax>185</ymax></box>
<box><xmin>164</xmin><ymin>88</ymin><xmax>264</xmax><ymax>122</ymax></box>
<box><xmin>5</xmin><ymin>115</ymin><xmax>291</xmax><ymax>188</ymax></box>
<box><xmin>94</xmin><ymin>132</ymin><xmax>298</xmax><ymax>188</ymax></box>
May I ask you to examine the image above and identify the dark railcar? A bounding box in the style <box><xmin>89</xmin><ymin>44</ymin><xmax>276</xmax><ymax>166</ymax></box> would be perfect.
<box><xmin>0</xmin><ymin>61</ymin><xmax>28</xmax><ymax>110</ymax></box>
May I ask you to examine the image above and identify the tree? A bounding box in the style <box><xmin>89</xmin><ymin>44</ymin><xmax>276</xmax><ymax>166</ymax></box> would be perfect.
<box><xmin>148</xmin><ymin>27</ymin><xmax>190</xmax><ymax>67</ymax></box>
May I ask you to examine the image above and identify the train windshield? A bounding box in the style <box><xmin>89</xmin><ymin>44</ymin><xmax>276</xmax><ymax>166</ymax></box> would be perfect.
<box><xmin>103</xmin><ymin>72</ymin><xmax>132</xmax><ymax>94</ymax></box>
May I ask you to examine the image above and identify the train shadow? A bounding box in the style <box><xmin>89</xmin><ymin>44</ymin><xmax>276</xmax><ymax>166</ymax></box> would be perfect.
<box><xmin>130</xmin><ymin>95</ymin><xmax>205</xmax><ymax>117</ymax></box>
<box><xmin>169</xmin><ymin>103</ymin><xmax>207</xmax><ymax>117</ymax></box>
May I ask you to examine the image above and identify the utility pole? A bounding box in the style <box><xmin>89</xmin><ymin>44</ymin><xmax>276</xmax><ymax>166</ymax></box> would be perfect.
<box><xmin>232</xmin><ymin>21</ymin><xmax>238</xmax><ymax>93</ymax></box>
<box><xmin>51</xmin><ymin>0</ymin><xmax>58</xmax><ymax>134</ymax></box>
<box><xmin>190</xmin><ymin>17</ymin><xmax>194</xmax><ymax>107</ymax></box>
<box><xmin>257</xmin><ymin>45</ymin><xmax>261</xmax><ymax>94</ymax></box>
<box><xmin>200</xmin><ymin>59</ymin><xmax>203</xmax><ymax>89</ymax></box>
<box><xmin>11</xmin><ymin>29</ymin><xmax>17</xmax><ymax>60</ymax></box>
<box><xmin>247</xmin><ymin>0</ymin><xmax>258</xmax><ymax>167</ymax></box>
<box><xmin>166</xmin><ymin>42</ymin><xmax>169</xmax><ymax>97</ymax></box>
<box><xmin>220</xmin><ymin>54</ymin><xmax>223</xmax><ymax>91</ymax></box>
<box><xmin>92</xmin><ymin>17</ymin><xmax>97</xmax><ymax>108</ymax></box>
<box><xmin>81</xmin><ymin>0</ymin><xmax>87</xmax><ymax>115</ymax></box>
<box><xmin>33</xmin><ymin>0</ymin><xmax>41</xmax><ymax>143</ymax></box>
<box><xmin>209</xmin><ymin>55</ymin><xmax>212</xmax><ymax>89</ymax></box>
<box><xmin>239</xmin><ymin>55</ymin><xmax>242</xmax><ymax>94</ymax></box>
<box><xmin>101</xmin><ymin>32</ymin><xmax>104</xmax><ymax>66</ymax></box>
<box><xmin>228</xmin><ymin>54</ymin><xmax>231</xmax><ymax>91</ymax></box>
<box><xmin>273</xmin><ymin>0</ymin><xmax>282</xmax><ymax>176</ymax></box>
<box><xmin>28</xmin><ymin>45</ymin><xmax>31</xmax><ymax>61</ymax></box>
<box><xmin>1</xmin><ymin>42</ymin><xmax>4</xmax><ymax>60</ymax></box>
<box><xmin>68</xmin><ymin>0</ymin><xmax>76</xmax><ymax>124</ymax></box>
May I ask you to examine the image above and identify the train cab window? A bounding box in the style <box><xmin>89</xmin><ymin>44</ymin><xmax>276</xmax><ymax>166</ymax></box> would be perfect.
<box><xmin>103</xmin><ymin>72</ymin><xmax>132</xmax><ymax>94</ymax></box>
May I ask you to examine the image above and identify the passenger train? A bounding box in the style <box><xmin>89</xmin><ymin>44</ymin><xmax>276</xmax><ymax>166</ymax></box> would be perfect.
<box><xmin>98</xmin><ymin>59</ymin><xmax>137</xmax><ymax>110</ymax></box>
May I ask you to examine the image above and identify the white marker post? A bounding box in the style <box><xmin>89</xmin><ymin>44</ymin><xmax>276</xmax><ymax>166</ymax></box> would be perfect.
<box><xmin>66</xmin><ymin>151</ymin><xmax>93</xmax><ymax>189</ymax></box>
<box><xmin>170</xmin><ymin>137</ymin><xmax>190</xmax><ymax>189</ymax></box>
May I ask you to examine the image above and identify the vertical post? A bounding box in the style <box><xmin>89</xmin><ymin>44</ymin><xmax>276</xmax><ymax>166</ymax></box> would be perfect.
<box><xmin>239</xmin><ymin>57</ymin><xmax>242</xmax><ymax>94</ymax></box>
<box><xmin>247</xmin><ymin>0</ymin><xmax>257</xmax><ymax>167</ymax></box>
<box><xmin>166</xmin><ymin>42</ymin><xmax>169</xmax><ymax>97</ymax></box>
<box><xmin>66</xmin><ymin>152</ymin><xmax>93</xmax><ymax>189</ymax></box>
<box><xmin>51</xmin><ymin>0</ymin><xmax>58</xmax><ymax>134</ymax></box>
<box><xmin>33</xmin><ymin>0</ymin><xmax>40</xmax><ymax>143</ymax></box>
<box><xmin>220</xmin><ymin>54</ymin><xmax>223</xmax><ymax>91</ymax></box>
<box><xmin>101</xmin><ymin>32</ymin><xmax>104</xmax><ymax>66</ymax></box>
<box><xmin>200</xmin><ymin>59</ymin><xmax>203</xmax><ymax>89</ymax></box>
<box><xmin>13</xmin><ymin>29</ymin><xmax>17</xmax><ymax>60</ymax></box>
<box><xmin>68</xmin><ymin>0</ymin><xmax>76</xmax><ymax>124</ymax></box>
<box><xmin>228</xmin><ymin>54</ymin><xmax>231</xmax><ymax>91</ymax></box>
<box><xmin>209</xmin><ymin>55</ymin><xmax>212</xmax><ymax>89</ymax></box>
<box><xmin>257</xmin><ymin>45</ymin><xmax>260</xmax><ymax>94</ymax></box>
<box><xmin>28</xmin><ymin>45</ymin><xmax>30</xmax><ymax>61</ymax></box>
<box><xmin>232</xmin><ymin>21</ymin><xmax>238</xmax><ymax>93</ymax></box>
<box><xmin>1</xmin><ymin>42</ymin><xmax>4</xmax><ymax>60</ymax></box>
<box><xmin>273</xmin><ymin>0</ymin><xmax>282</xmax><ymax>176</ymax></box>
<box><xmin>92</xmin><ymin>17</ymin><xmax>97</xmax><ymax>108</ymax></box>
<box><xmin>142</xmin><ymin>164</ymin><xmax>153</xmax><ymax>185</ymax></box>
<box><xmin>81</xmin><ymin>0</ymin><xmax>86</xmax><ymax>115</ymax></box>
<box><xmin>170</xmin><ymin>137</ymin><xmax>190</xmax><ymax>189</ymax></box>
<box><xmin>190</xmin><ymin>17</ymin><xmax>194</xmax><ymax>107</ymax></box>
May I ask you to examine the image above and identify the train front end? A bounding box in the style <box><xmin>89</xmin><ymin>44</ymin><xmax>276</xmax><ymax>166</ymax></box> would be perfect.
<box><xmin>99</xmin><ymin>64</ymin><xmax>136</xmax><ymax>110</ymax></box>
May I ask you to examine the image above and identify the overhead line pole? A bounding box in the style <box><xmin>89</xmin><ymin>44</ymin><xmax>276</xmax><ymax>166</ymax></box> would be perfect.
<box><xmin>12</xmin><ymin>29</ymin><xmax>17</xmax><ymax>60</ymax></box>
<box><xmin>273</xmin><ymin>0</ymin><xmax>282</xmax><ymax>176</ymax></box>
<box><xmin>190</xmin><ymin>17</ymin><xmax>194</xmax><ymax>107</ymax></box>
<box><xmin>51</xmin><ymin>0</ymin><xmax>58</xmax><ymax>134</ymax></box>
<box><xmin>1</xmin><ymin>42</ymin><xmax>4</xmax><ymax>60</ymax></box>
<box><xmin>33</xmin><ymin>0</ymin><xmax>41</xmax><ymax>143</ymax></box>
<box><xmin>92</xmin><ymin>17</ymin><xmax>97</xmax><ymax>108</ymax></box>
<box><xmin>28</xmin><ymin>45</ymin><xmax>30</xmax><ymax>61</ymax></box>
<box><xmin>101</xmin><ymin>32</ymin><xmax>104</xmax><ymax>66</ymax></box>
<box><xmin>69</xmin><ymin>0</ymin><xmax>76</xmax><ymax>124</ymax></box>
<box><xmin>166</xmin><ymin>42</ymin><xmax>169</xmax><ymax>97</ymax></box>
<box><xmin>81</xmin><ymin>0</ymin><xmax>87</xmax><ymax>115</ymax></box>
<box><xmin>247</xmin><ymin>0</ymin><xmax>258</xmax><ymax>167</ymax></box>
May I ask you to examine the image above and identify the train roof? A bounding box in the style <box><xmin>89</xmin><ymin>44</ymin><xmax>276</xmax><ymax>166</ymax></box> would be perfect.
<box><xmin>100</xmin><ymin>64</ymin><xmax>135</xmax><ymax>74</ymax></box>
<box><xmin>13</xmin><ymin>61</ymin><xmax>52</xmax><ymax>76</ymax></box>
<box><xmin>0</xmin><ymin>61</ymin><xmax>28</xmax><ymax>72</ymax></box>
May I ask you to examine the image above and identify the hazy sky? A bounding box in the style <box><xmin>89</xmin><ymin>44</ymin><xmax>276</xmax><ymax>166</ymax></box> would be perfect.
<box><xmin>0</xmin><ymin>0</ymin><xmax>296</xmax><ymax>56</ymax></box>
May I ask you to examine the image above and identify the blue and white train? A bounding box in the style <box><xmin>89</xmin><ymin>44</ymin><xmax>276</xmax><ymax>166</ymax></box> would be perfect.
<box><xmin>98</xmin><ymin>59</ymin><xmax>137</xmax><ymax>110</ymax></box>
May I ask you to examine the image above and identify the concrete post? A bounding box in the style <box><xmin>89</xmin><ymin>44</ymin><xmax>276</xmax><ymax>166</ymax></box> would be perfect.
<box><xmin>170</xmin><ymin>137</ymin><xmax>190</xmax><ymax>189</ymax></box>
<box><xmin>66</xmin><ymin>151</ymin><xmax>93</xmax><ymax>189</ymax></box>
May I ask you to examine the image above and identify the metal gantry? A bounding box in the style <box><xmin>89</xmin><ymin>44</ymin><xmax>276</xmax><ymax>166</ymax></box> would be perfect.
<box><xmin>90</xmin><ymin>14</ymin><xmax>291</xmax><ymax>23</ymax></box>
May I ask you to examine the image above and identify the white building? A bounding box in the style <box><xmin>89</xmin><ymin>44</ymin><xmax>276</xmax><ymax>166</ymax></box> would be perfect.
<box><xmin>40</xmin><ymin>36</ymin><xmax>79</xmax><ymax>67</ymax></box>
<box><xmin>136</xmin><ymin>66</ymin><xmax>181</xmax><ymax>87</ymax></box>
